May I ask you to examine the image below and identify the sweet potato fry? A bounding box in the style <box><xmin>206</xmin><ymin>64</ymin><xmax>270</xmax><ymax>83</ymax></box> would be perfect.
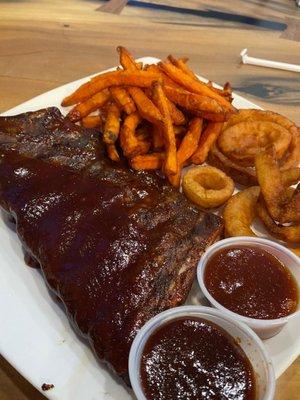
<box><xmin>166</xmin><ymin>98</ymin><xmax>186</xmax><ymax>125</ymax></box>
<box><xmin>146</xmin><ymin>64</ymin><xmax>181</xmax><ymax>88</ymax></box>
<box><xmin>177</xmin><ymin>117</ymin><xmax>203</xmax><ymax>165</ymax></box>
<box><xmin>127</xmin><ymin>87</ymin><xmax>163</xmax><ymax>124</ymax></box>
<box><xmin>106</xmin><ymin>143</ymin><xmax>120</xmax><ymax>162</ymax></box>
<box><xmin>168</xmin><ymin>117</ymin><xmax>203</xmax><ymax>188</ymax></box>
<box><xmin>119</xmin><ymin>112</ymin><xmax>143</xmax><ymax>157</ymax></box>
<box><xmin>152</xmin><ymin>82</ymin><xmax>178</xmax><ymax>176</ymax></box>
<box><xmin>169</xmin><ymin>56</ymin><xmax>230</xmax><ymax>103</ymax></box>
<box><xmin>103</xmin><ymin>101</ymin><xmax>121</xmax><ymax>144</ymax></box>
<box><xmin>191</xmin><ymin>122</ymin><xmax>223</xmax><ymax>164</ymax></box>
<box><xmin>167</xmin><ymin>55</ymin><xmax>198</xmax><ymax>80</ymax></box>
<box><xmin>67</xmin><ymin>89</ymin><xmax>111</xmax><ymax>121</ymax></box>
<box><xmin>136</xmin><ymin>125</ymin><xmax>150</xmax><ymax>141</ymax></box>
<box><xmin>152</xmin><ymin>125</ymin><xmax>164</xmax><ymax>150</ymax></box>
<box><xmin>130</xmin><ymin>153</ymin><xmax>165</xmax><ymax>170</ymax></box>
<box><xmin>159</xmin><ymin>62</ymin><xmax>236</xmax><ymax>113</ymax></box>
<box><xmin>110</xmin><ymin>86</ymin><xmax>136</xmax><ymax>114</ymax></box>
<box><xmin>117</xmin><ymin>46</ymin><xmax>138</xmax><ymax>71</ymax></box>
<box><xmin>81</xmin><ymin>115</ymin><xmax>102</xmax><ymax>129</ymax></box>
<box><xmin>174</xmin><ymin>126</ymin><xmax>186</xmax><ymax>136</ymax></box>
<box><xmin>164</xmin><ymin>85</ymin><xmax>224</xmax><ymax>115</ymax></box>
<box><xmin>62</xmin><ymin>70</ymin><xmax>161</xmax><ymax>106</ymax></box>
<box><xmin>191</xmin><ymin>110</ymin><xmax>232</xmax><ymax>122</ymax></box>
<box><xmin>135</xmin><ymin>138</ymin><xmax>151</xmax><ymax>156</ymax></box>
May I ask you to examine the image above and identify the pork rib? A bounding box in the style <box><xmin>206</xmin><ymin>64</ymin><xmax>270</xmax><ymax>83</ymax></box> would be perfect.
<box><xmin>0</xmin><ymin>108</ymin><xmax>223</xmax><ymax>381</ymax></box>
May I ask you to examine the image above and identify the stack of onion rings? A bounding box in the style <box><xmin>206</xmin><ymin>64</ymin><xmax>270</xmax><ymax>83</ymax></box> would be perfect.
<box><xmin>223</xmin><ymin>151</ymin><xmax>300</xmax><ymax>254</ymax></box>
<box><xmin>209</xmin><ymin>109</ymin><xmax>300</xmax><ymax>186</ymax></box>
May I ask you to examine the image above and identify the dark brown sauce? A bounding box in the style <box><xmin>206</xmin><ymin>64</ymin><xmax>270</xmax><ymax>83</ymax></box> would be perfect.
<box><xmin>204</xmin><ymin>246</ymin><xmax>298</xmax><ymax>319</ymax></box>
<box><xmin>140</xmin><ymin>317</ymin><xmax>256</xmax><ymax>400</ymax></box>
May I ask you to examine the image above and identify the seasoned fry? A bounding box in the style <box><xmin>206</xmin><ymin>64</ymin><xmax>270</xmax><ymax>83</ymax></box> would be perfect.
<box><xmin>67</xmin><ymin>89</ymin><xmax>111</xmax><ymax>122</ymax></box>
<box><xmin>164</xmin><ymin>85</ymin><xmax>224</xmax><ymax>115</ymax></box>
<box><xmin>166</xmin><ymin>98</ymin><xmax>186</xmax><ymax>125</ymax></box>
<box><xmin>191</xmin><ymin>110</ymin><xmax>231</xmax><ymax>122</ymax></box>
<box><xmin>130</xmin><ymin>153</ymin><xmax>165</xmax><ymax>170</ymax></box>
<box><xmin>152</xmin><ymin>125</ymin><xmax>164</xmax><ymax>150</ymax></box>
<box><xmin>152</xmin><ymin>82</ymin><xmax>178</xmax><ymax>176</ymax></box>
<box><xmin>174</xmin><ymin>126</ymin><xmax>186</xmax><ymax>136</ymax></box>
<box><xmin>119</xmin><ymin>55</ymin><xmax>163</xmax><ymax>125</ymax></box>
<box><xmin>178</xmin><ymin>118</ymin><xmax>203</xmax><ymax>164</ymax></box>
<box><xmin>117</xmin><ymin>46</ymin><xmax>138</xmax><ymax>71</ymax></box>
<box><xmin>169</xmin><ymin>118</ymin><xmax>203</xmax><ymax>187</ymax></box>
<box><xmin>81</xmin><ymin>115</ymin><xmax>102</xmax><ymax>129</ymax></box>
<box><xmin>62</xmin><ymin>70</ymin><xmax>161</xmax><ymax>106</ymax></box>
<box><xmin>127</xmin><ymin>87</ymin><xmax>163</xmax><ymax>124</ymax></box>
<box><xmin>167</xmin><ymin>55</ymin><xmax>198</xmax><ymax>80</ymax></box>
<box><xmin>136</xmin><ymin>125</ymin><xmax>150</xmax><ymax>141</ymax></box>
<box><xmin>135</xmin><ymin>138</ymin><xmax>151</xmax><ymax>156</ymax></box>
<box><xmin>159</xmin><ymin>61</ymin><xmax>236</xmax><ymax>112</ymax></box>
<box><xmin>106</xmin><ymin>143</ymin><xmax>120</xmax><ymax>162</ymax></box>
<box><xmin>110</xmin><ymin>86</ymin><xmax>136</xmax><ymax>114</ymax></box>
<box><xmin>146</xmin><ymin>64</ymin><xmax>181</xmax><ymax>88</ymax></box>
<box><xmin>61</xmin><ymin>47</ymin><xmax>241</xmax><ymax>188</ymax></box>
<box><xmin>103</xmin><ymin>102</ymin><xmax>121</xmax><ymax>144</ymax></box>
<box><xmin>207</xmin><ymin>81</ymin><xmax>233</xmax><ymax>101</ymax></box>
<box><xmin>119</xmin><ymin>112</ymin><xmax>143</xmax><ymax>157</ymax></box>
<box><xmin>191</xmin><ymin>122</ymin><xmax>223</xmax><ymax>164</ymax></box>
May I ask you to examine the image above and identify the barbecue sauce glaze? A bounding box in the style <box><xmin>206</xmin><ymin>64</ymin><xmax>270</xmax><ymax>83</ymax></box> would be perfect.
<box><xmin>140</xmin><ymin>317</ymin><xmax>255</xmax><ymax>400</ymax></box>
<box><xmin>204</xmin><ymin>246</ymin><xmax>298</xmax><ymax>319</ymax></box>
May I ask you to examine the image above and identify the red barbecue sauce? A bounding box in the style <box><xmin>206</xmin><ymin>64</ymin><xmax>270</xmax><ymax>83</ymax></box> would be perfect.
<box><xmin>140</xmin><ymin>317</ymin><xmax>255</xmax><ymax>400</ymax></box>
<box><xmin>204</xmin><ymin>246</ymin><xmax>298</xmax><ymax>319</ymax></box>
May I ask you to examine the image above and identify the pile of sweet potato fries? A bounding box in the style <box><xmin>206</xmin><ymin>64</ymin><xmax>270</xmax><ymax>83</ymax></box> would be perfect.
<box><xmin>62</xmin><ymin>47</ymin><xmax>236</xmax><ymax>187</ymax></box>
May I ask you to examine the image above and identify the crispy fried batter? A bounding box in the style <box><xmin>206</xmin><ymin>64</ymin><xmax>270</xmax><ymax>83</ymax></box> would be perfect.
<box><xmin>255</xmin><ymin>149</ymin><xmax>300</xmax><ymax>223</ymax></box>
<box><xmin>223</xmin><ymin>187</ymin><xmax>260</xmax><ymax>237</ymax></box>
<box><xmin>257</xmin><ymin>198</ymin><xmax>300</xmax><ymax>243</ymax></box>
<box><xmin>183</xmin><ymin>166</ymin><xmax>234</xmax><ymax>209</ymax></box>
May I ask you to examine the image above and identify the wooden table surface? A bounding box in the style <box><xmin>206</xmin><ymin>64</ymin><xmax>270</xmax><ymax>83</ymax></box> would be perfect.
<box><xmin>0</xmin><ymin>1</ymin><xmax>299</xmax><ymax>399</ymax></box>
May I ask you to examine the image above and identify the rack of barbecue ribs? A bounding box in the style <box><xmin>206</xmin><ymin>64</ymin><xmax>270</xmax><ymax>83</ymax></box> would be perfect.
<box><xmin>0</xmin><ymin>108</ymin><xmax>223</xmax><ymax>383</ymax></box>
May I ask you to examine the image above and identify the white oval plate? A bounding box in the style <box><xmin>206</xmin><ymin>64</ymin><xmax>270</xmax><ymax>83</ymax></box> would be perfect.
<box><xmin>1</xmin><ymin>57</ymin><xmax>299</xmax><ymax>399</ymax></box>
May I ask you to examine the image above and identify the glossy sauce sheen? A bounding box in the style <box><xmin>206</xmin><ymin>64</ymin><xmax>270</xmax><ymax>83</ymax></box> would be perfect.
<box><xmin>204</xmin><ymin>246</ymin><xmax>298</xmax><ymax>319</ymax></box>
<box><xmin>0</xmin><ymin>143</ymin><xmax>223</xmax><ymax>382</ymax></box>
<box><xmin>141</xmin><ymin>317</ymin><xmax>255</xmax><ymax>400</ymax></box>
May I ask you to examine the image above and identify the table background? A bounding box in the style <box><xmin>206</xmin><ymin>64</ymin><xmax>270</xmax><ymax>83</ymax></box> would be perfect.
<box><xmin>0</xmin><ymin>1</ymin><xmax>299</xmax><ymax>398</ymax></box>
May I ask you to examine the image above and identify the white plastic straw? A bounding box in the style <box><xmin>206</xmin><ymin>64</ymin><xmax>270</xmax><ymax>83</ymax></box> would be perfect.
<box><xmin>240</xmin><ymin>48</ymin><xmax>300</xmax><ymax>73</ymax></box>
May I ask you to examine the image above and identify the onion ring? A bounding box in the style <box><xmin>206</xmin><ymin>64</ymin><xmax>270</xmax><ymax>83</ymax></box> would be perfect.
<box><xmin>218</xmin><ymin>121</ymin><xmax>292</xmax><ymax>166</ymax></box>
<box><xmin>208</xmin><ymin>110</ymin><xmax>299</xmax><ymax>186</ymax></box>
<box><xmin>209</xmin><ymin>143</ymin><xmax>257</xmax><ymax>186</ymax></box>
<box><xmin>223</xmin><ymin>186</ymin><xmax>260</xmax><ymax>237</ymax></box>
<box><xmin>182</xmin><ymin>166</ymin><xmax>234</xmax><ymax>209</ymax></box>
<box><xmin>257</xmin><ymin>198</ymin><xmax>300</xmax><ymax>243</ymax></box>
<box><xmin>255</xmin><ymin>149</ymin><xmax>300</xmax><ymax>223</ymax></box>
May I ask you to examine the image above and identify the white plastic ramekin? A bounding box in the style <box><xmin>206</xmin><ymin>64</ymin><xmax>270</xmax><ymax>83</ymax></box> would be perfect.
<box><xmin>197</xmin><ymin>237</ymin><xmax>300</xmax><ymax>340</ymax></box>
<box><xmin>129</xmin><ymin>305</ymin><xmax>275</xmax><ymax>400</ymax></box>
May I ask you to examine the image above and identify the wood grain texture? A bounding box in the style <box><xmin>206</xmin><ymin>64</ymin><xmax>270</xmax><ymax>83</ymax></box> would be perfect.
<box><xmin>98</xmin><ymin>0</ymin><xmax>128</xmax><ymax>14</ymax></box>
<box><xmin>108</xmin><ymin>0</ymin><xmax>300</xmax><ymax>36</ymax></box>
<box><xmin>0</xmin><ymin>2</ymin><xmax>299</xmax><ymax>400</ymax></box>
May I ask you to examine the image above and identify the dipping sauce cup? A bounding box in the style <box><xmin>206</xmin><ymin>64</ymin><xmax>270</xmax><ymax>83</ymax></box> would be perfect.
<box><xmin>197</xmin><ymin>237</ymin><xmax>300</xmax><ymax>339</ymax></box>
<box><xmin>129</xmin><ymin>305</ymin><xmax>275</xmax><ymax>400</ymax></box>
